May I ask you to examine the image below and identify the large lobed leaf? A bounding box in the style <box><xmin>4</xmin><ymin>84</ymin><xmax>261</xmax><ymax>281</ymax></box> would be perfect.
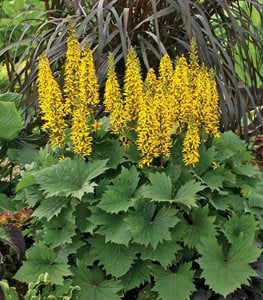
<box><xmin>142</xmin><ymin>172</ymin><xmax>205</xmax><ymax>208</ymax></box>
<box><xmin>89</xmin><ymin>237</ymin><xmax>138</xmax><ymax>278</ymax></box>
<box><xmin>72</xmin><ymin>262</ymin><xmax>122</xmax><ymax>300</ymax></box>
<box><xmin>99</xmin><ymin>166</ymin><xmax>140</xmax><ymax>213</ymax></box>
<box><xmin>125</xmin><ymin>202</ymin><xmax>179</xmax><ymax>249</ymax></box>
<box><xmin>34</xmin><ymin>156</ymin><xmax>108</xmax><ymax>200</ymax></box>
<box><xmin>197</xmin><ymin>235</ymin><xmax>262</xmax><ymax>298</ymax></box>
<box><xmin>152</xmin><ymin>263</ymin><xmax>196</xmax><ymax>300</ymax></box>
<box><xmin>15</xmin><ymin>242</ymin><xmax>72</xmax><ymax>285</ymax></box>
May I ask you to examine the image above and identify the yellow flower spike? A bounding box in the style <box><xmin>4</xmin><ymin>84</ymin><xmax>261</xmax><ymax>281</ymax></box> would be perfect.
<box><xmin>123</xmin><ymin>47</ymin><xmax>144</xmax><ymax>129</ymax></box>
<box><xmin>189</xmin><ymin>38</ymin><xmax>200</xmax><ymax>75</ymax></box>
<box><xmin>63</xmin><ymin>27</ymin><xmax>81</xmax><ymax>116</ymax></box>
<box><xmin>174</xmin><ymin>56</ymin><xmax>192</xmax><ymax>127</ymax></box>
<box><xmin>79</xmin><ymin>45</ymin><xmax>100</xmax><ymax>112</ymax></box>
<box><xmin>137</xmin><ymin>68</ymin><xmax>159</xmax><ymax>167</ymax></box>
<box><xmin>71</xmin><ymin>103</ymin><xmax>93</xmax><ymax>156</ymax></box>
<box><xmin>208</xmin><ymin>70</ymin><xmax>220</xmax><ymax>137</ymax></box>
<box><xmin>198</xmin><ymin>67</ymin><xmax>220</xmax><ymax>137</ymax></box>
<box><xmin>104</xmin><ymin>53</ymin><xmax>126</xmax><ymax>134</ymax></box>
<box><xmin>159</xmin><ymin>53</ymin><xmax>174</xmax><ymax>90</ymax></box>
<box><xmin>37</xmin><ymin>56</ymin><xmax>66</xmax><ymax>148</ymax></box>
<box><xmin>182</xmin><ymin>124</ymin><xmax>201</xmax><ymax>165</ymax></box>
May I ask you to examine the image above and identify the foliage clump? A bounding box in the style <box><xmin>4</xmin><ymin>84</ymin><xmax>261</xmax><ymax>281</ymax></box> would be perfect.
<box><xmin>3</xmin><ymin>27</ymin><xmax>262</xmax><ymax>300</ymax></box>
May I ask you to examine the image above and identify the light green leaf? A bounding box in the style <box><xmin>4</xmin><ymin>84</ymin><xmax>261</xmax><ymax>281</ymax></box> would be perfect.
<box><xmin>33</xmin><ymin>196</ymin><xmax>70</xmax><ymax>221</ymax></box>
<box><xmin>0</xmin><ymin>101</ymin><xmax>23</xmax><ymax>140</ymax></box>
<box><xmin>72</xmin><ymin>263</ymin><xmax>122</xmax><ymax>300</ymax></box>
<box><xmin>197</xmin><ymin>236</ymin><xmax>261</xmax><ymax>298</ymax></box>
<box><xmin>0</xmin><ymin>92</ymin><xmax>22</xmax><ymax>106</ymax></box>
<box><xmin>224</xmin><ymin>214</ymin><xmax>259</xmax><ymax>243</ymax></box>
<box><xmin>99</xmin><ymin>166</ymin><xmax>139</xmax><ymax>213</ymax></box>
<box><xmin>34</xmin><ymin>156</ymin><xmax>108</xmax><ymax>200</ymax></box>
<box><xmin>142</xmin><ymin>172</ymin><xmax>172</xmax><ymax>201</ymax></box>
<box><xmin>125</xmin><ymin>203</ymin><xmax>179</xmax><ymax>249</ymax></box>
<box><xmin>152</xmin><ymin>263</ymin><xmax>196</xmax><ymax>300</ymax></box>
<box><xmin>141</xmin><ymin>240</ymin><xmax>181</xmax><ymax>269</ymax></box>
<box><xmin>176</xmin><ymin>206</ymin><xmax>216</xmax><ymax>248</ymax></box>
<box><xmin>14</xmin><ymin>243</ymin><xmax>72</xmax><ymax>285</ymax></box>
<box><xmin>120</xmin><ymin>260</ymin><xmax>152</xmax><ymax>291</ymax></box>
<box><xmin>173</xmin><ymin>180</ymin><xmax>205</xmax><ymax>208</ymax></box>
<box><xmin>89</xmin><ymin>237</ymin><xmax>137</xmax><ymax>277</ymax></box>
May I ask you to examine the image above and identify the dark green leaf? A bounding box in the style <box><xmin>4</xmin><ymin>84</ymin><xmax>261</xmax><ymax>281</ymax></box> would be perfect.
<box><xmin>120</xmin><ymin>260</ymin><xmax>152</xmax><ymax>292</ymax></box>
<box><xmin>89</xmin><ymin>237</ymin><xmax>137</xmax><ymax>277</ymax></box>
<box><xmin>125</xmin><ymin>203</ymin><xmax>179</xmax><ymax>249</ymax></box>
<box><xmin>152</xmin><ymin>263</ymin><xmax>196</xmax><ymax>300</ymax></box>
<box><xmin>72</xmin><ymin>263</ymin><xmax>122</xmax><ymax>300</ymax></box>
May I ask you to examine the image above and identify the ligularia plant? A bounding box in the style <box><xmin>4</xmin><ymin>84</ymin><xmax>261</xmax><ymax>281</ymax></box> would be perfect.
<box><xmin>14</xmin><ymin>27</ymin><xmax>262</xmax><ymax>300</ymax></box>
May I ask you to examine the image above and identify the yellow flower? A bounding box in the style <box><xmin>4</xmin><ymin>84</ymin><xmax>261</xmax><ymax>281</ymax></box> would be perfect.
<box><xmin>212</xmin><ymin>161</ymin><xmax>219</xmax><ymax>169</ymax></box>
<box><xmin>173</xmin><ymin>56</ymin><xmax>192</xmax><ymax>127</ymax></box>
<box><xmin>37</xmin><ymin>56</ymin><xmax>66</xmax><ymax>147</ymax></box>
<box><xmin>183</xmin><ymin>124</ymin><xmax>201</xmax><ymax>165</ymax></box>
<box><xmin>137</xmin><ymin>65</ymin><xmax>176</xmax><ymax>167</ymax></box>
<box><xmin>79</xmin><ymin>45</ymin><xmax>99</xmax><ymax>112</ymax></box>
<box><xmin>92</xmin><ymin>120</ymin><xmax>102</xmax><ymax>132</ymax></box>
<box><xmin>71</xmin><ymin>103</ymin><xmax>93</xmax><ymax>156</ymax></box>
<box><xmin>123</xmin><ymin>47</ymin><xmax>143</xmax><ymax>129</ymax></box>
<box><xmin>137</xmin><ymin>68</ymin><xmax>159</xmax><ymax>167</ymax></box>
<box><xmin>159</xmin><ymin>54</ymin><xmax>173</xmax><ymax>91</ymax></box>
<box><xmin>104</xmin><ymin>52</ymin><xmax>126</xmax><ymax>134</ymax></box>
<box><xmin>63</xmin><ymin>27</ymin><xmax>81</xmax><ymax>116</ymax></box>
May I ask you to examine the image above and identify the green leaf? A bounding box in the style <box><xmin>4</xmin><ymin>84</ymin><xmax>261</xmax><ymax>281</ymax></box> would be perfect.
<box><xmin>89</xmin><ymin>237</ymin><xmax>137</xmax><ymax>277</ymax></box>
<box><xmin>0</xmin><ymin>193</ymin><xmax>16</xmax><ymax>211</ymax></box>
<box><xmin>91</xmin><ymin>139</ymin><xmax>125</xmax><ymax>168</ymax></box>
<box><xmin>42</xmin><ymin>210</ymin><xmax>76</xmax><ymax>248</ymax></box>
<box><xmin>0</xmin><ymin>92</ymin><xmax>22</xmax><ymax>105</ymax></box>
<box><xmin>97</xmin><ymin>214</ymin><xmax>132</xmax><ymax>246</ymax></box>
<box><xmin>125</xmin><ymin>203</ymin><xmax>179</xmax><ymax>249</ymax></box>
<box><xmin>72</xmin><ymin>263</ymin><xmax>122</xmax><ymax>300</ymax></box>
<box><xmin>176</xmin><ymin>206</ymin><xmax>216</xmax><ymax>248</ymax></box>
<box><xmin>14</xmin><ymin>243</ymin><xmax>71</xmax><ymax>285</ymax></box>
<box><xmin>224</xmin><ymin>214</ymin><xmax>259</xmax><ymax>243</ymax></box>
<box><xmin>99</xmin><ymin>166</ymin><xmax>139</xmax><ymax>213</ymax></box>
<box><xmin>173</xmin><ymin>180</ymin><xmax>206</xmax><ymax>208</ymax></box>
<box><xmin>75</xmin><ymin>203</ymin><xmax>97</xmax><ymax>234</ymax></box>
<box><xmin>197</xmin><ymin>236</ymin><xmax>262</xmax><ymax>298</ymax></box>
<box><xmin>32</xmin><ymin>196</ymin><xmax>70</xmax><ymax>221</ymax></box>
<box><xmin>16</xmin><ymin>173</ymin><xmax>36</xmax><ymax>191</ymax></box>
<box><xmin>120</xmin><ymin>260</ymin><xmax>152</xmax><ymax>291</ymax></box>
<box><xmin>233</xmin><ymin>163</ymin><xmax>258</xmax><ymax>177</ymax></box>
<box><xmin>34</xmin><ymin>156</ymin><xmax>108</xmax><ymax>200</ymax></box>
<box><xmin>203</xmin><ymin>168</ymin><xmax>236</xmax><ymax>192</ymax></box>
<box><xmin>142</xmin><ymin>172</ymin><xmax>172</xmax><ymax>201</ymax></box>
<box><xmin>214</xmin><ymin>132</ymin><xmax>251</xmax><ymax>163</ymax></box>
<box><xmin>152</xmin><ymin>263</ymin><xmax>196</xmax><ymax>300</ymax></box>
<box><xmin>0</xmin><ymin>101</ymin><xmax>23</xmax><ymax>140</ymax></box>
<box><xmin>195</xmin><ymin>145</ymin><xmax>216</xmax><ymax>176</ymax></box>
<box><xmin>141</xmin><ymin>240</ymin><xmax>181</xmax><ymax>269</ymax></box>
